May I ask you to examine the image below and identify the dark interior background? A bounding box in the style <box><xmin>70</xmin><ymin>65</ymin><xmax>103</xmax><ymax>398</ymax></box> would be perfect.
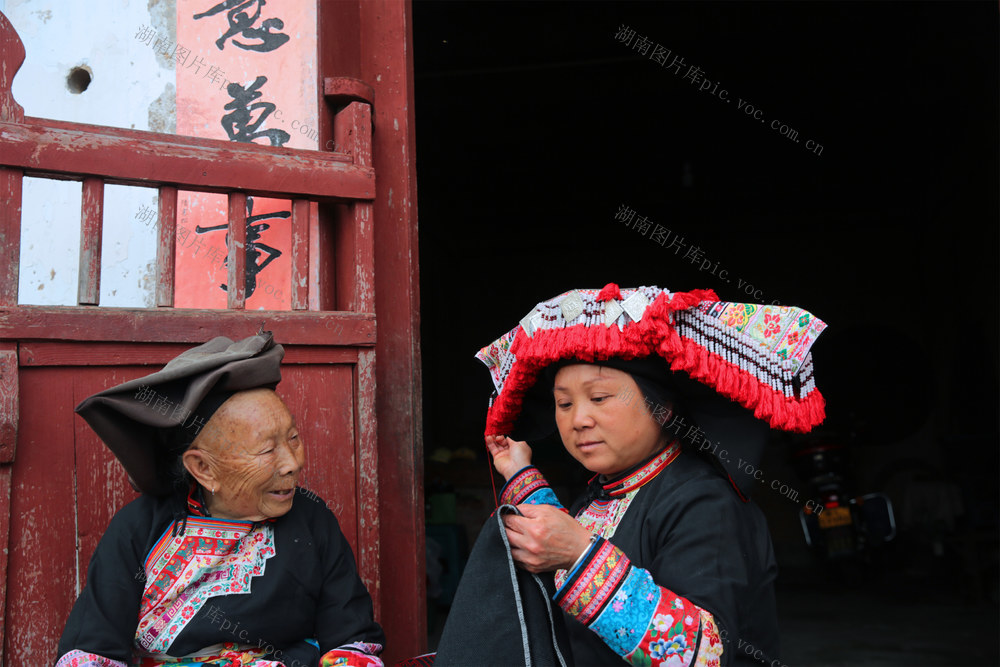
<box><xmin>412</xmin><ymin>1</ymin><xmax>999</xmax><ymax>663</ymax></box>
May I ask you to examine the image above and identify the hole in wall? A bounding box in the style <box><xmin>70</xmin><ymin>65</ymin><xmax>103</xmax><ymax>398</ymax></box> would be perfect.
<box><xmin>66</xmin><ymin>66</ymin><xmax>93</xmax><ymax>94</ymax></box>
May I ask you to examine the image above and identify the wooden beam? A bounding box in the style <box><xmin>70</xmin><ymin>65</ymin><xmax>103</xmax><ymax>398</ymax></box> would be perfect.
<box><xmin>0</xmin><ymin>119</ymin><xmax>374</xmax><ymax>202</ymax></box>
<box><xmin>77</xmin><ymin>178</ymin><xmax>104</xmax><ymax>306</ymax></box>
<box><xmin>0</xmin><ymin>306</ymin><xmax>376</xmax><ymax>346</ymax></box>
<box><xmin>226</xmin><ymin>193</ymin><xmax>247</xmax><ymax>310</ymax></box>
<box><xmin>18</xmin><ymin>341</ymin><xmax>359</xmax><ymax>367</ymax></box>
<box><xmin>155</xmin><ymin>186</ymin><xmax>178</xmax><ymax>307</ymax></box>
<box><xmin>0</xmin><ymin>168</ymin><xmax>22</xmax><ymax>307</ymax></box>
<box><xmin>291</xmin><ymin>199</ymin><xmax>310</xmax><ymax>310</ymax></box>
<box><xmin>354</xmin><ymin>349</ymin><xmax>380</xmax><ymax>614</ymax></box>
<box><xmin>324</xmin><ymin>77</ymin><xmax>376</xmax><ymax>107</ymax></box>
<box><xmin>0</xmin><ymin>11</ymin><xmax>25</xmax><ymax>124</ymax></box>
<box><xmin>0</xmin><ymin>345</ymin><xmax>16</xmax><ymax>463</ymax></box>
<box><xmin>360</xmin><ymin>0</ymin><xmax>426</xmax><ymax>659</ymax></box>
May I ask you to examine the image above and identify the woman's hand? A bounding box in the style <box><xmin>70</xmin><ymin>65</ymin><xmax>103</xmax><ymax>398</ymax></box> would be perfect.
<box><xmin>485</xmin><ymin>435</ymin><xmax>532</xmax><ymax>481</ymax></box>
<box><xmin>502</xmin><ymin>504</ymin><xmax>594</xmax><ymax>573</ymax></box>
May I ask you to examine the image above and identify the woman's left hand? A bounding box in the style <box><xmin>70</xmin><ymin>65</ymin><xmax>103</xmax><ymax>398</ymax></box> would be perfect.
<box><xmin>502</xmin><ymin>504</ymin><xmax>594</xmax><ymax>573</ymax></box>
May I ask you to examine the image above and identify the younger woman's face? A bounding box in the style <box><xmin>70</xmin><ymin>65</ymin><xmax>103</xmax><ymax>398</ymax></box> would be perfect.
<box><xmin>553</xmin><ymin>364</ymin><xmax>667</xmax><ymax>476</ymax></box>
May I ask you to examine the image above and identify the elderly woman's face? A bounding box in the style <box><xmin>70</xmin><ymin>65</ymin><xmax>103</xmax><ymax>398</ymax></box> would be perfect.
<box><xmin>187</xmin><ymin>389</ymin><xmax>304</xmax><ymax>521</ymax></box>
<box><xmin>553</xmin><ymin>364</ymin><xmax>667</xmax><ymax>476</ymax></box>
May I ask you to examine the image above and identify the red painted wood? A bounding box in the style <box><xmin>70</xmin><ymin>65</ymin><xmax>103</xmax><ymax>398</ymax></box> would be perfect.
<box><xmin>333</xmin><ymin>103</ymin><xmax>375</xmax><ymax>314</ymax></box>
<box><xmin>18</xmin><ymin>342</ymin><xmax>360</xmax><ymax>367</ymax></box>
<box><xmin>277</xmin><ymin>364</ymin><xmax>359</xmax><ymax>549</ymax></box>
<box><xmin>0</xmin><ymin>12</ymin><xmax>25</xmax><ymax>124</ymax></box>
<box><xmin>0</xmin><ymin>14</ymin><xmax>25</xmax><ymax>310</ymax></box>
<box><xmin>77</xmin><ymin>177</ymin><xmax>104</xmax><ymax>306</ymax></box>
<box><xmin>324</xmin><ymin>77</ymin><xmax>376</xmax><ymax>107</ymax></box>
<box><xmin>226</xmin><ymin>193</ymin><xmax>247</xmax><ymax>310</ymax></box>
<box><xmin>0</xmin><ymin>306</ymin><xmax>376</xmax><ymax>346</ymax></box>
<box><xmin>0</xmin><ymin>464</ymin><xmax>12</xmax><ymax>666</ymax></box>
<box><xmin>291</xmin><ymin>199</ymin><xmax>310</xmax><ymax>310</ymax></box>
<box><xmin>0</xmin><ymin>119</ymin><xmax>374</xmax><ymax>202</ymax></box>
<box><xmin>360</xmin><ymin>0</ymin><xmax>426</xmax><ymax>659</ymax></box>
<box><xmin>156</xmin><ymin>186</ymin><xmax>178</xmax><ymax>308</ymax></box>
<box><xmin>7</xmin><ymin>367</ymin><xmax>78</xmax><ymax>665</ymax></box>
<box><xmin>72</xmin><ymin>369</ymin><xmax>143</xmax><ymax>597</ymax></box>
<box><xmin>0</xmin><ymin>343</ymin><xmax>13</xmax><ymax>665</ymax></box>
<box><xmin>354</xmin><ymin>349</ymin><xmax>380</xmax><ymax>612</ymax></box>
<box><xmin>0</xmin><ymin>345</ymin><xmax>16</xmax><ymax>463</ymax></box>
<box><xmin>0</xmin><ymin>8</ymin><xmax>397</xmax><ymax>658</ymax></box>
<box><xmin>0</xmin><ymin>168</ymin><xmax>21</xmax><ymax>307</ymax></box>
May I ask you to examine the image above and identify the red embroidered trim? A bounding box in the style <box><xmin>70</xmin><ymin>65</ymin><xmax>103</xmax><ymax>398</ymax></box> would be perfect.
<box><xmin>557</xmin><ymin>539</ymin><xmax>631</xmax><ymax>625</ymax></box>
<box><xmin>484</xmin><ymin>289</ymin><xmax>825</xmax><ymax>436</ymax></box>
<box><xmin>500</xmin><ymin>467</ymin><xmax>549</xmax><ymax>505</ymax></box>
<box><xmin>604</xmin><ymin>441</ymin><xmax>681</xmax><ymax>498</ymax></box>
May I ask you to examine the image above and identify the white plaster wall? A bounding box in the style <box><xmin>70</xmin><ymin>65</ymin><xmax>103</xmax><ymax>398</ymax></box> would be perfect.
<box><xmin>3</xmin><ymin>0</ymin><xmax>176</xmax><ymax>306</ymax></box>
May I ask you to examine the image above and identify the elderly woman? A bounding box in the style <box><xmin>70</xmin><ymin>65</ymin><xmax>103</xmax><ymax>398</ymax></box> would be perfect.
<box><xmin>437</xmin><ymin>283</ymin><xmax>826</xmax><ymax>667</ymax></box>
<box><xmin>56</xmin><ymin>333</ymin><xmax>384</xmax><ymax>667</ymax></box>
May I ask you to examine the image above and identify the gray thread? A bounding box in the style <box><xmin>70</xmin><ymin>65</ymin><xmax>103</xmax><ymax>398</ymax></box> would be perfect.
<box><xmin>531</xmin><ymin>573</ymin><xmax>569</xmax><ymax>667</ymax></box>
<box><xmin>497</xmin><ymin>504</ymin><xmax>533</xmax><ymax>666</ymax></box>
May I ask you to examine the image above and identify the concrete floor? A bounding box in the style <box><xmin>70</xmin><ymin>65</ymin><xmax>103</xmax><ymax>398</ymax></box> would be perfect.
<box><xmin>777</xmin><ymin>568</ymin><xmax>999</xmax><ymax>666</ymax></box>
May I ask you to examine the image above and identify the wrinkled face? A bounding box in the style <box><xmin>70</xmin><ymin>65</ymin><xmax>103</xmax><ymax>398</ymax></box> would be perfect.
<box><xmin>553</xmin><ymin>364</ymin><xmax>667</xmax><ymax>476</ymax></box>
<box><xmin>187</xmin><ymin>389</ymin><xmax>304</xmax><ymax>521</ymax></box>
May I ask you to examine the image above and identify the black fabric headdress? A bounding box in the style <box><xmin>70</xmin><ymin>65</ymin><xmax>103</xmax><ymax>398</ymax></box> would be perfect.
<box><xmin>75</xmin><ymin>332</ymin><xmax>284</xmax><ymax>496</ymax></box>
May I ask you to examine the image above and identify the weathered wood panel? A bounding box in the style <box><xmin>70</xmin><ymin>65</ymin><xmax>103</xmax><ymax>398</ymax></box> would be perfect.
<box><xmin>0</xmin><ymin>167</ymin><xmax>22</xmax><ymax>308</ymax></box>
<box><xmin>278</xmin><ymin>363</ymin><xmax>360</xmax><ymax>551</ymax></box>
<box><xmin>0</xmin><ymin>344</ymin><xmax>16</xmax><ymax>462</ymax></box>
<box><xmin>0</xmin><ymin>119</ymin><xmax>373</xmax><ymax>203</ymax></box>
<box><xmin>73</xmin><ymin>369</ymin><xmax>143</xmax><ymax>591</ymax></box>
<box><xmin>155</xmin><ymin>186</ymin><xmax>178</xmax><ymax>308</ymax></box>
<box><xmin>77</xmin><ymin>178</ymin><xmax>104</xmax><ymax>306</ymax></box>
<box><xmin>7</xmin><ymin>367</ymin><xmax>78</xmax><ymax>665</ymax></box>
<box><xmin>0</xmin><ymin>307</ymin><xmax>376</xmax><ymax>346</ymax></box>
<box><xmin>0</xmin><ymin>464</ymin><xmax>12</xmax><ymax>665</ymax></box>
<box><xmin>226</xmin><ymin>193</ymin><xmax>248</xmax><ymax>310</ymax></box>
<box><xmin>18</xmin><ymin>342</ymin><xmax>360</xmax><ymax>367</ymax></box>
<box><xmin>291</xmin><ymin>199</ymin><xmax>310</xmax><ymax>311</ymax></box>
<box><xmin>358</xmin><ymin>0</ymin><xmax>426</xmax><ymax>659</ymax></box>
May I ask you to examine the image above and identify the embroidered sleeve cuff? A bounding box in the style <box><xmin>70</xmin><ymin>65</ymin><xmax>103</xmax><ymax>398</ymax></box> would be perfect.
<box><xmin>55</xmin><ymin>651</ymin><xmax>128</xmax><ymax>667</ymax></box>
<box><xmin>320</xmin><ymin>642</ymin><xmax>384</xmax><ymax>667</ymax></box>
<box><xmin>554</xmin><ymin>538</ymin><xmax>711</xmax><ymax>667</ymax></box>
<box><xmin>499</xmin><ymin>466</ymin><xmax>562</xmax><ymax>507</ymax></box>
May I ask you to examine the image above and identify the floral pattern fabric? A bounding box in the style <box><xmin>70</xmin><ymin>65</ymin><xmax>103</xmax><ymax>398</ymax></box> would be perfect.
<box><xmin>135</xmin><ymin>517</ymin><xmax>276</xmax><ymax>654</ymax></box>
<box><xmin>556</xmin><ymin>539</ymin><xmax>704</xmax><ymax>667</ymax></box>
<box><xmin>500</xmin><ymin>466</ymin><xmax>561</xmax><ymax>507</ymax></box>
<box><xmin>133</xmin><ymin>643</ymin><xmax>283</xmax><ymax>666</ymax></box>
<box><xmin>55</xmin><ymin>650</ymin><xmax>127</xmax><ymax>667</ymax></box>
<box><xmin>319</xmin><ymin>644</ymin><xmax>385</xmax><ymax>666</ymax></box>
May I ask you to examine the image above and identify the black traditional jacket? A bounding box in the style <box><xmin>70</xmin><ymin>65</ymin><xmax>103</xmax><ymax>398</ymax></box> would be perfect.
<box><xmin>56</xmin><ymin>487</ymin><xmax>384</xmax><ymax>666</ymax></box>
<box><xmin>499</xmin><ymin>442</ymin><xmax>780</xmax><ymax>667</ymax></box>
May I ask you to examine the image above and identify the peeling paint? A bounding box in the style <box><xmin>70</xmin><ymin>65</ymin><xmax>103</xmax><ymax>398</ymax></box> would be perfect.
<box><xmin>148</xmin><ymin>82</ymin><xmax>176</xmax><ymax>134</ymax></box>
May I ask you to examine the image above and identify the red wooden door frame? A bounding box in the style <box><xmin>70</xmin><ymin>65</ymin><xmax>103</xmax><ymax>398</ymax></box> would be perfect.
<box><xmin>0</xmin><ymin>2</ymin><xmax>425</xmax><ymax>660</ymax></box>
<box><xmin>317</xmin><ymin>1</ymin><xmax>426</xmax><ymax>660</ymax></box>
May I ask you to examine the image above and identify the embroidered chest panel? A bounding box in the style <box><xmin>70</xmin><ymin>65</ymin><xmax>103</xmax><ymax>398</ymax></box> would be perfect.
<box><xmin>135</xmin><ymin>517</ymin><xmax>276</xmax><ymax>653</ymax></box>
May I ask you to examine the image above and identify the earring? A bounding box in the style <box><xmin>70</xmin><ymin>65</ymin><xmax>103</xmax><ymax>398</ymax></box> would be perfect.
<box><xmin>211</xmin><ymin>486</ymin><xmax>215</xmax><ymax>496</ymax></box>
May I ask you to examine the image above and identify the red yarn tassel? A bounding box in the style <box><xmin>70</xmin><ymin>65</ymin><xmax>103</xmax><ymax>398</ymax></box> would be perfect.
<box><xmin>597</xmin><ymin>283</ymin><xmax>622</xmax><ymax>302</ymax></box>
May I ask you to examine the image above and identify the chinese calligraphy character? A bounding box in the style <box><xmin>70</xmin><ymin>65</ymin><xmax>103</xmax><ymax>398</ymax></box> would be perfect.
<box><xmin>194</xmin><ymin>0</ymin><xmax>290</xmax><ymax>52</ymax></box>
<box><xmin>221</xmin><ymin>76</ymin><xmax>290</xmax><ymax>147</ymax></box>
<box><xmin>195</xmin><ymin>196</ymin><xmax>288</xmax><ymax>299</ymax></box>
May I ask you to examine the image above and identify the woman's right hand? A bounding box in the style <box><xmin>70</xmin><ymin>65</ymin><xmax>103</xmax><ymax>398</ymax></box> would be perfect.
<box><xmin>485</xmin><ymin>435</ymin><xmax>532</xmax><ymax>481</ymax></box>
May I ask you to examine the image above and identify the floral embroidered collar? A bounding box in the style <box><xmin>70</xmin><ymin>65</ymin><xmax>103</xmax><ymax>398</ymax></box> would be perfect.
<box><xmin>588</xmin><ymin>439</ymin><xmax>682</xmax><ymax>500</ymax></box>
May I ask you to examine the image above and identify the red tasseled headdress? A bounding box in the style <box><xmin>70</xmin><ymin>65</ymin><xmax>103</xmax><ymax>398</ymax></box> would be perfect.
<box><xmin>475</xmin><ymin>283</ymin><xmax>827</xmax><ymax>436</ymax></box>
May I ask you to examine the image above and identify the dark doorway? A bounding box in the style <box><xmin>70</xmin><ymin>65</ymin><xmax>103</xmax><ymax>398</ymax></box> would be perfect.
<box><xmin>413</xmin><ymin>2</ymin><xmax>999</xmax><ymax>663</ymax></box>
